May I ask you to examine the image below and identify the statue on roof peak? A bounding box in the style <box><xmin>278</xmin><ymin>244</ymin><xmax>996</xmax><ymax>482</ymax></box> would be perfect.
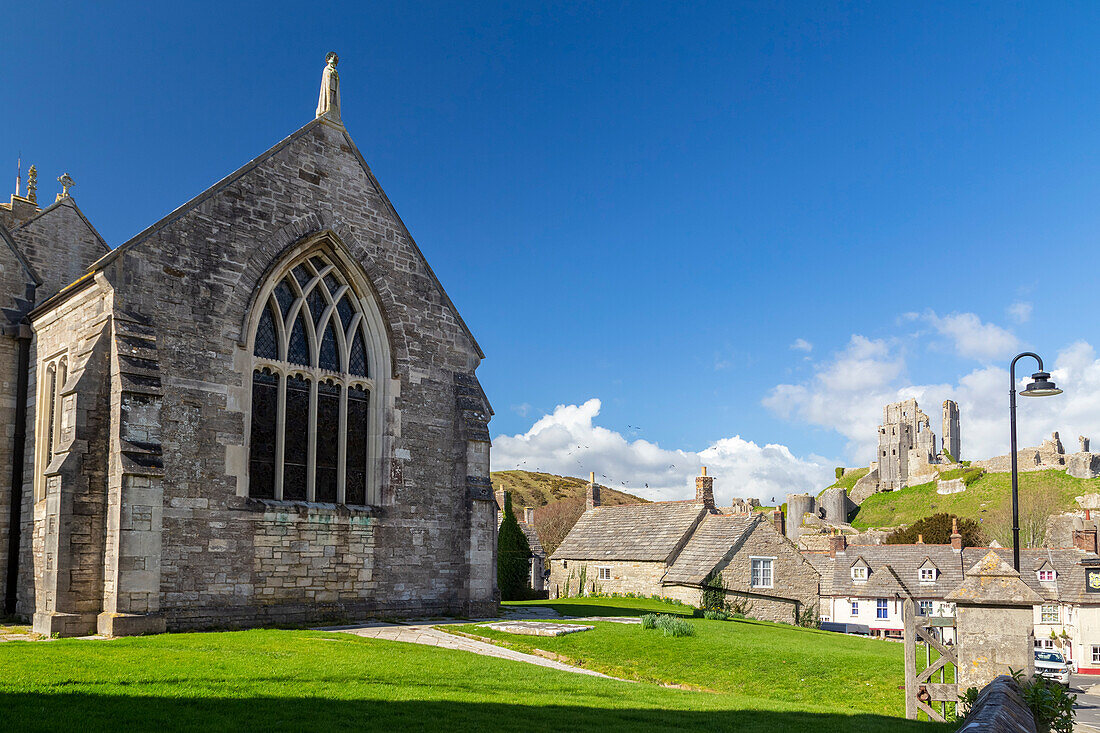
<box><xmin>316</xmin><ymin>52</ymin><xmax>341</xmax><ymax>123</ymax></box>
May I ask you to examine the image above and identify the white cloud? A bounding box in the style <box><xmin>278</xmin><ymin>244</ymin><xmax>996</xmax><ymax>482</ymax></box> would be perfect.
<box><xmin>1008</xmin><ymin>301</ymin><xmax>1033</xmax><ymax>324</ymax></box>
<box><xmin>766</xmin><ymin>327</ymin><xmax>1100</xmax><ymax>466</ymax></box>
<box><xmin>511</xmin><ymin>402</ymin><xmax>532</xmax><ymax>418</ymax></box>
<box><xmin>922</xmin><ymin>310</ymin><xmax>1020</xmax><ymax>362</ymax></box>
<box><xmin>491</xmin><ymin>398</ymin><xmax>832</xmax><ymax>505</ymax></box>
<box><xmin>790</xmin><ymin>338</ymin><xmax>813</xmax><ymax>352</ymax></box>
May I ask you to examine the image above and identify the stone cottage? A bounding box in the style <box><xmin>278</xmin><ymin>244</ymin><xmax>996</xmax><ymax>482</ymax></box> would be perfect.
<box><xmin>0</xmin><ymin>54</ymin><xmax>497</xmax><ymax>637</ymax></box>
<box><xmin>549</xmin><ymin>469</ymin><xmax>821</xmax><ymax>624</ymax></box>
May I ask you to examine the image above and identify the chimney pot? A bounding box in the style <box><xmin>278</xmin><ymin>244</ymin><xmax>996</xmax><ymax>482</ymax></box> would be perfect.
<box><xmin>695</xmin><ymin>469</ymin><xmax>715</xmax><ymax>511</ymax></box>
<box><xmin>586</xmin><ymin>473</ymin><xmax>600</xmax><ymax>510</ymax></box>
<box><xmin>1074</xmin><ymin>527</ymin><xmax>1098</xmax><ymax>554</ymax></box>
<box><xmin>917</xmin><ymin>534</ymin><xmax>923</xmax><ymax>544</ymax></box>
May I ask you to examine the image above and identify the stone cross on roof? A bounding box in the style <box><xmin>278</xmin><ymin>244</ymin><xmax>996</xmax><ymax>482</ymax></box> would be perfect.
<box><xmin>56</xmin><ymin>172</ymin><xmax>75</xmax><ymax>202</ymax></box>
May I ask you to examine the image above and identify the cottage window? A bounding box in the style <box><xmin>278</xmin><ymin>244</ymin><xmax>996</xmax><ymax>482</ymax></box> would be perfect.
<box><xmin>1041</xmin><ymin>605</ymin><xmax>1060</xmax><ymax>624</ymax></box>
<box><xmin>850</xmin><ymin>600</ymin><xmax>858</xmax><ymax>616</ymax></box>
<box><xmin>851</xmin><ymin>566</ymin><xmax>867</xmax><ymax>581</ymax></box>
<box><xmin>750</xmin><ymin>557</ymin><xmax>773</xmax><ymax>588</ymax></box>
<box><xmin>1038</xmin><ymin>570</ymin><xmax>1055</xmax><ymax>582</ymax></box>
<box><xmin>919</xmin><ymin>601</ymin><xmax>933</xmax><ymax>616</ymax></box>
<box><xmin>598</xmin><ymin>567</ymin><xmax>611</xmax><ymax>581</ymax></box>
<box><xmin>919</xmin><ymin>568</ymin><xmax>936</xmax><ymax>582</ymax></box>
<box><xmin>1092</xmin><ymin>645</ymin><xmax>1100</xmax><ymax>665</ymax></box>
<box><xmin>246</xmin><ymin>247</ymin><xmax>386</xmax><ymax>505</ymax></box>
<box><xmin>876</xmin><ymin>599</ymin><xmax>888</xmax><ymax>620</ymax></box>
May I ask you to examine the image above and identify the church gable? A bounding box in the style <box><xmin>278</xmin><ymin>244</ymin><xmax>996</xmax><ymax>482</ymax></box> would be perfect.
<box><xmin>11</xmin><ymin>198</ymin><xmax>109</xmax><ymax>301</ymax></box>
<box><xmin>0</xmin><ymin>224</ymin><xmax>38</xmax><ymax>324</ymax></box>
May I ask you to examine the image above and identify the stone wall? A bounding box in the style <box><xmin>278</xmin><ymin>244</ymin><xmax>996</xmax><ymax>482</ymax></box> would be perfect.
<box><xmin>548</xmin><ymin>558</ymin><xmax>667</xmax><ymax>599</ymax></box>
<box><xmin>8</xmin><ymin>199</ymin><xmax>109</xmax><ymax>300</ymax></box>
<box><xmin>956</xmin><ymin>675</ymin><xmax>1036</xmax><ymax>733</ymax></box>
<box><xmin>715</xmin><ymin>521</ymin><xmax>819</xmax><ymax>623</ymax></box>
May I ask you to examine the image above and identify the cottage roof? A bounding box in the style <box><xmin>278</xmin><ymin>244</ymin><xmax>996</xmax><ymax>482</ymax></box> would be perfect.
<box><xmin>552</xmin><ymin>502</ymin><xmax>706</xmax><ymax>562</ymax></box>
<box><xmin>662</xmin><ymin>514</ymin><xmax>759</xmax><ymax>585</ymax></box>
<box><xmin>808</xmin><ymin>544</ymin><xmax>1099</xmax><ymax>603</ymax></box>
<box><xmin>521</xmin><ymin>523</ymin><xmax>545</xmax><ymax>559</ymax></box>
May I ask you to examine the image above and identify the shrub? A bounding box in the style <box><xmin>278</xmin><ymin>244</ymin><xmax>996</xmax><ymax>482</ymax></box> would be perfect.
<box><xmin>703</xmin><ymin>609</ymin><xmax>729</xmax><ymax>621</ymax></box>
<box><xmin>657</xmin><ymin>615</ymin><xmax>696</xmax><ymax>637</ymax></box>
<box><xmin>701</xmin><ymin>570</ymin><xmax>727</xmax><ymax>612</ymax></box>
<box><xmin>1012</xmin><ymin>669</ymin><xmax>1076</xmax><ymax>733</ymax></box>
<box><xmin>497</xmin><ymin>493</ymin><xmax>532</xmax><ymax>601</ymax></box>
<box><xmin>835</xmin><ymin>467</ymin><xmax>845</xmax><ymax>480</ymax></box>
<box><xmin>641</xmin><ymin>613</ymin><xmax>658</xmax><ymax>630</ymax></box>
<box><xmin>885</xmin><ymin>513</ymin><xmax>983</xmax><ymax>546</ymax></box>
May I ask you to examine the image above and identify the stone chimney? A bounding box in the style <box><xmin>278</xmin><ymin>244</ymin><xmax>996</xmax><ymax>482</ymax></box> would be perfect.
<box><xmin>1074</xmin><ymin>527</ymin><xmax>1098</xmax><ymax>554</ymax></box>
<box><xmin>586</xmin><ymin>472</ymin><xmax>600</xmax><ymax>510</ymax></box>
<box><xmin>523</xmin><ymin>507</ymin><xmax>535</xmax><ymax>525</ymax></box>
<box><xmin>695</xmin><ymin>467</ymin><xmax>715</xmax><ymax>512</ymax></box>
<box><xmin>494</xmin><ymin>488</ymin><xmax>505</xmax><ymax>511</ymax></box>
<box><xmin>771</xmin><ymin>509</ymin><xmax>785</xmax><ymax>537</ymax></box>
<box><xmin>951</xmin><ymin>517</ymin><xmax>963</xmax><ymax>551</ymax></box>
<box><xmin>828</xmin><ymin>531</ymin><xmax>847</xmax><ymax>558</ymax></box>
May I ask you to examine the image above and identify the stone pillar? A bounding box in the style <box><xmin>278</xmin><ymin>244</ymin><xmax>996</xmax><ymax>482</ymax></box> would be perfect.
<box><xmin>586</xmin><ymin>472</ymin><xmax>600</xmax><ymax>510</ymax></box>
<box><xmin>1082</xmin><ymin>436</ymin><xmax>1091</xmax><ymax>453</ymax></box>
<box><xmin>946</xmin><ymin>551</ymin><xmax>1040</xmax><ymax>691</ymax></box>
<box><xmin>454</xmin><ymin>371</ymin><xmax>498</xmax><ymax>616</ymax></box>
<box><xmin>785</xmin><ymin>493</ymin><xmax>814</xmax><ymax>543</ymax></box>
<box><xmin>98</xmin><ymin>312</ymin><xmax>166</xmax><ymax>636</ymax></box>
<box><xmin>695</xmin><ymin>467</ymin><xmax>715</xmax><ymax>512</ymax></box>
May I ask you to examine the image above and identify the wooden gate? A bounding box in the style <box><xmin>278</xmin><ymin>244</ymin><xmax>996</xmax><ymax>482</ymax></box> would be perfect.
<box><xmin>903</xmin><ymin>598</ymin><xmax>958</xmax><ymax>722</ymax></box>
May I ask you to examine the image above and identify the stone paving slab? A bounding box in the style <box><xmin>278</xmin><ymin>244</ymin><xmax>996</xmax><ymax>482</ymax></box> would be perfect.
<box><xmin>478</xmin><ymin>621</ymin><xmax>594</xmax><ymax>637</ymax></box>
<box><xmin>332</xmin><ymin>623</ymin><xmax>618</xmax><ymax>679</ymax></box>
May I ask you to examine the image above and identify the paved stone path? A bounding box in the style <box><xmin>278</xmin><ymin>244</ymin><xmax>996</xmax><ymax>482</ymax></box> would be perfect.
<box><xmin>332</xmin><ymin>622</ymin><xmax>618</xmax><ymax>678</ymax></box>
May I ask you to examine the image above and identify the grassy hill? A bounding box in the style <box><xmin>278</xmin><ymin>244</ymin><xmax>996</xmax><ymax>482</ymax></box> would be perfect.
<box><xmin>851</xmin><ymin>468</ymin><xmax>1100</xmax><ymax>531</ymax></box>
<box><xmin>818</xmin><ymin>467</ymin><xmax>870</xmax><ymax>498</ymax></box>
<box><xmin>489</xmin><ymin>470</ymin><xmax>649</xmax><ymax>509</ymax></box>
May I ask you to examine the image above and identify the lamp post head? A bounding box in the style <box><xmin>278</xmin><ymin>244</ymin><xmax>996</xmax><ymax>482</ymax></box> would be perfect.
<box><xmin>1021</xmin><ymin>371</ymin><xmax>1062</xmax><ymax>397</ymax></box>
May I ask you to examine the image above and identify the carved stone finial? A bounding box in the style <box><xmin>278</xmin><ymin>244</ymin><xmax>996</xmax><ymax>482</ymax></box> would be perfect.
<box><xmin>56</xmin><ymin>172</ymin><xmax>75</xmax><ymax>202</ymax></box>
<box><xmin>316</xmin><ymin>52</ymin><xmax>342</xmax><ymax>123</ymax></box>
<box><xmin>26</xmin><ymin>165</ymin><xmax>37</xmax><ymax>204</ymax></box>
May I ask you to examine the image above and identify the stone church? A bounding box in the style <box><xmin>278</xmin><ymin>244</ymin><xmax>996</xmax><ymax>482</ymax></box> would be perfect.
<box><xmin>0</xmin><ymin>54</ymin><xmax>497</xmax><ymax>636</ymax></box>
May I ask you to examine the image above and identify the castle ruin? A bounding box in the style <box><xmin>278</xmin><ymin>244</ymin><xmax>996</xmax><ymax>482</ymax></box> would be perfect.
<box><xmin>875</xmin><ymin>399</ymin><xmax>959</xmax><ymax>491</ymax></box>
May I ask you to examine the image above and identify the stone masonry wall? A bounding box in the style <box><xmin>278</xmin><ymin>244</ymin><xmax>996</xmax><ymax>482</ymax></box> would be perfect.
<box><xmin>9</xmin><ymin>199</ymin><xmax>109</xmax><ymax>300</ymax></box>
<box><xmin>713</xmin><ymin>522</ymin><xmax>819</xmax><ymax>624</ymax></box>
<box><xmin>86</xmin><ymin>118</ymin><xmax>493</xmax><ymax>627</ymax></box>
<box><xmin>548</xmin><ymin>558</ymin><xmax>667</xmax><ymax>599</ymax></box>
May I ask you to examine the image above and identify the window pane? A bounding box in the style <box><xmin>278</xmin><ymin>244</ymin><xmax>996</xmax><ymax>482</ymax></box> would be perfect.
<box><xmin>248</xmin><ymin>369</ymin><xmax>278</xmax><ymax>499</ymax></box>
<box><xmin>319</xmin><ymin>321</ymin><xmax>340</xmax><ymax>372</ymax></box>
<box><xmin>292</xmin><ymin>263</ymin><xmax>313</xmax><ymax>289</ymax></box>
<box><xmin>309</xmin><ymin>255</ymin><xmax>328</xmax><ymax>272</ymax></box>
<box><xmin>45</xmin><ymin>367</ymin><xmax>57</xmax><ymax>465</ymax></box>
<box><xmin>346</xmin><ymin>386</ymin><xmax>369</xmax><ymax>505</ymax></box>
<box><xmin>323</xmin><ymin>272</ymin><xmax>340</xmax><ymax>295</ymax></box>
<box><xmin>254</xmin><ymin>304</ymin><xmax>279</xmax><ymax>359</ymax></box>
<box><xmin>274</xmin><ymin>278</ymin><xmax>295</xmax><ymax>319</ymax></box>
<box><xmin>349</xmin><ymin>329</ymin><xmax>368</xmax><ymax>377</ymax></box>
<box><xmin>288</xmin><ymin>317</ymin><xmax>310</xmax><ymax>366</ymax></box>
<box><xmin>284</xmin><ymin>375</ymin><xmax>311</xmax><ymax>500</ymax></box>
<box><xmin>316</xmin><ymin>381</ymin><xmax>340</xmax><ymax>503</ymax></box>
<box><xmin>336</xmin><ymin>295</ymin><xmax>354</xmax><ymax>331</ymax></box>
<box><xmin>307</xmin><ymin>287</ymin><xmax>326</xmax><ymax>330</ymax></box>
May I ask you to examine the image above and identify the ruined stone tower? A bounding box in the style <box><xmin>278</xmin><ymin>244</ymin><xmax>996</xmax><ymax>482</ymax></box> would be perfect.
<box><xmin>877</xmin><ymin>399</ymin><xmax>937</xmax><ymax>491</ymax></box>
<box><xmin>943</xmin><ymin>400</ymin><xmax>961</xmax><ymax>462</ymax></box>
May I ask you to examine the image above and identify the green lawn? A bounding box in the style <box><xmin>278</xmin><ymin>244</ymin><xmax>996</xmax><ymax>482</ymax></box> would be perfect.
<box><xmin>504</xmin><ymin>596</ymin><xmax>695</xmax><ymax>617</ymax></box>
<box><xmin>0</xmin><ymin>625</ymin><xmax>949</xmax><ymax>733</ymax></box>
<box><xmin>851</xmin><ymin>468</ymin><xmax>1100</xmax><ymax>529</ymax></box>
<box><xmin>819</xmin><ymin>467</ymin><xmax>871</xmax><ymax>498</ymax></box>
<box><xmin>456</xmin><ymin>600</ymin><xmax>921</xmax><ymax>723</ymax></box>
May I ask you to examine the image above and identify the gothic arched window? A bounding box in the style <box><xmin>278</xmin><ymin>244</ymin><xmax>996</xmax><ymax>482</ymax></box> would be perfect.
<box><xmin>246</xmin><ymin>248</ymin><xmax>380</xmax><ymax>505</ymax></box>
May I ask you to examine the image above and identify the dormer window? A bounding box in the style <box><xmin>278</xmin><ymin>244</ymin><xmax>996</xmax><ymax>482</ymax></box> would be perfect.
<box><xmin>920</xmin><ymin>568</ymin><xmax>936</xmax><ymax>582</ymax></box>
<box><xmin>1038</xmin><ymin>569</ymin><xmax>1055</xmax><ymax>582</ymax></box>
<box><xmin>852</xmin><ymin>567</ymin><xmax>868</xmax><ymax>581</ymax></box>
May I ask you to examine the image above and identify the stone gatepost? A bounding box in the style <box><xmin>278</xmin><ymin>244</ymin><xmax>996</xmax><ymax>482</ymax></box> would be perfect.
<box><xmin>946</xmin><ymin>551</ymin><xmax>1040</xmax><ymax>691</ymax></box>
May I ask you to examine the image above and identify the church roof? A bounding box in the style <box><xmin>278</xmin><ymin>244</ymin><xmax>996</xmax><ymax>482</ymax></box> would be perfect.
<box><xmin>80</xmin><ymin>116</ymin><xmax>485</xmax><ymax>359</ymax></box>
<box><xmin>13</xmin><ymin>196</ymin><xmax>109</xmax><ymax>253</ymax></box>
<box><xmin>553</xmin><ymin>502</ymin><xmax>707</xmax><ymax>562</ymax></box>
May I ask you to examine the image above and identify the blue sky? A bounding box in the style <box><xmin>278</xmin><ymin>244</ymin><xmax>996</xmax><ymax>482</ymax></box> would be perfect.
<box><xmin>4</xmin><ymin>2</ymin><xmax>1099</xmax><ymax>501</ymax></box>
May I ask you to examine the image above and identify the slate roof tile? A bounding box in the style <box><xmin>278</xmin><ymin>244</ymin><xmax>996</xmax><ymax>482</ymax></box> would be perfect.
<box><xmin>552</xmin><ymin>502</ymin><xmax>706</xmax><ymax>562</ymax></box>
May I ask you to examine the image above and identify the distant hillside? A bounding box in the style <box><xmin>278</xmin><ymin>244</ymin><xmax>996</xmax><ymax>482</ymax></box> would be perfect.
<box><xmin>817</xmin><ymin>467</ymin><xmax>870</xmax><ymax>498</ymax></box>
<box><xmin>490</xmin><ymin>470</ymin><xmax>649</xmax><ymax>556</ymax></box>
<box><xmin>490</xmin><ymin>470</ymin><xmax>649</xmax><ymax>510</ymax></box>
<box><xmin>850</xmin><ymin>469</ymin><xmax>1100</xmax><ymax>541</ymax></box>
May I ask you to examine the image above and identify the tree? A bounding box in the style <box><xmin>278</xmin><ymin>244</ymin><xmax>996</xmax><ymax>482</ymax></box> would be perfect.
<box><xmin>532</xmin><ymin>498</ymin><xmax>585</xmax><ymax>557</ymax></box>
<box><xmin>982</xmin><ymin>485</ymin><xmax>1064</xmax><ymax>549</ymax></box>
<box><xmin>497</xmin><ymin>492</ymin><xmax>533</xmax><ymax>601</ymax></box>
<box><xmin>885</xmin><ymin>513</ymin><xmax>983</xmax><ymax>546</ymax></box>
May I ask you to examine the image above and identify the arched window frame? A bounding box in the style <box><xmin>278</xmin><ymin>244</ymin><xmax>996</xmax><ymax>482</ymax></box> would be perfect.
<box><xmin>34</xmin><ymin>353</ymin><xmax>68</xmax><ymax>502</ymax></box>
<box><xmin>241</xmin><ymin>239</ymin><xmax>390</xmax><ymax>506</ymax></box>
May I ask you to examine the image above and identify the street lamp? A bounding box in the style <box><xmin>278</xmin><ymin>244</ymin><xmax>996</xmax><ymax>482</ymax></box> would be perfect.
<box><xmin>1009</xmin><ymin>352</ymin><xmax>1063</xmax><ymax>571</ymax></box>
